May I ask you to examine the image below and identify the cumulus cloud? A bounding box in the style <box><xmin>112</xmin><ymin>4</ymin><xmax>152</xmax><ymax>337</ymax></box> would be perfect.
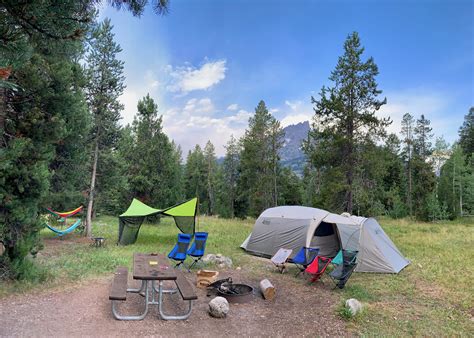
<box><xmin>162</xmin><ymin>103</ymin><xmax>250</xmax><ymax>156</ymax></box>
<box><xmin>280</xmin><ymin>99</ymin><xmax>313</xmax><ymax>127</ymax></box>
<box><xmin>166</xmin><ymin>59</ymin><xmax>227</xmax><ymax>94</ymax></box>
<box><xmin>183</xmin><ymin>98</ymin><xmax>215</xmax><ymax>114</ymax></box>
<box><xmin>227</xmin><ymin>103</ymin><xmax>239</xmax><ymax>111</ymax></box>
<box><xmin>377</xmin><ymin>89</ymin><xmax>459</xmax><ymax>141</ymax></box>
<box><xmin>144</xmin><ymin>70</ymin><xmax>159</xmax><ymax>89</ymax></box>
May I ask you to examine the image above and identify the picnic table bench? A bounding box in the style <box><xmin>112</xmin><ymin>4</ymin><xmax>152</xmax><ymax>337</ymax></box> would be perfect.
<box><xmin>109</xmin><ymin>267</ymin><xmax>128</xmax><ymax>301</ymax></box>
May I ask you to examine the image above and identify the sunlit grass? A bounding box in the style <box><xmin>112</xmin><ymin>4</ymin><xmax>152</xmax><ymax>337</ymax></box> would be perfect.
<box><xmin>339</xmin><ymin>216</ymin><xmax>474</xmax><ymax>335</ymax></box>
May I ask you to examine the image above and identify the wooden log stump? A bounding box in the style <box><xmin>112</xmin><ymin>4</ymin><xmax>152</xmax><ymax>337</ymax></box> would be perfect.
<box><xmin>259</xmin><ymin>279</ymin><xmax>275</xmax><ymax>300</ymax></box>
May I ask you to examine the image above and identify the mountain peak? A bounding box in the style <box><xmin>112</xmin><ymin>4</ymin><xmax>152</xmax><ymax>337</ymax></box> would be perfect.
<box><xmin>280</xmin><ymin>121</ymin><xmax>310</xmax><ymax>175</ymax></box>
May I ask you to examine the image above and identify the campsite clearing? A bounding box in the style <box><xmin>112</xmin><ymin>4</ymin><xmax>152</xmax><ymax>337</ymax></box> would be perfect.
<box><xmin>0</xmin><ymin>216</ymin><xmax>473</xmax><ymax>336</ymax></box>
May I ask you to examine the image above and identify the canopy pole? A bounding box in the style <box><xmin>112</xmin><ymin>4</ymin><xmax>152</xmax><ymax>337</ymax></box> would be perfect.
<box><xmin>197</xmin><ymin>197</ymin><xmax>200</xmax><ymax>232</ymax></box>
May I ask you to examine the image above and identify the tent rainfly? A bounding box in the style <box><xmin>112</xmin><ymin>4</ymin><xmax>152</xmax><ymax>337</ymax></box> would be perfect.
<box><xmin>240</xmin><ymin>206</ymin><xmax>410</xmax><ymax>273</ymax></box>
<box><xmin>118</xmin><ymin>198</ymin><xmax>198</xmax><ymax>245</ymax></box>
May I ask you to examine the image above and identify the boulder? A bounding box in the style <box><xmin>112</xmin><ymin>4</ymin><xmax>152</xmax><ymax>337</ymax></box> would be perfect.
<box><xmin>208</xmin><ymin>296</ymin><xmax>229</xmax><ymax>318</ymax></box>
<box><xmin>203</xmin><ymin>253</ymin><xmax>233</xmax><ymax>268</ymax></box>
<box><xmin>345</xmin><ymin>298</ymin><xmax>363</xmax><ymax>316</ymax></box>
<box><xmin>202</xmin><ymin>254</ymin><xmax>216</xmax><ymax>263</ymax></box>
<box><xmin>219</xmin><ymin>257</ymin><xmax>233</xmax><ymax>268</ymax></box>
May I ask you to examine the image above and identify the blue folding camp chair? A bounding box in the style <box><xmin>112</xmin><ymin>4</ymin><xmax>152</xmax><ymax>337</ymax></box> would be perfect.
<box><xmin>292</xmin><ymin>247</ymin><xmax>320</xmax><ymax>276</ymax></box>
<box><xmin>168</xmin><ymin>233</ymin><xmax>192</xmax><ymax>269</ymax></box>
<box><xmin>187</xmin><ymin>232</ymin><xmax>208</xmax><ymax>269</ymax></box>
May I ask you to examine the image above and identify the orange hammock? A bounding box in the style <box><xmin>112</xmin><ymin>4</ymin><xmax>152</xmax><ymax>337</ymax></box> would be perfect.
<box><xmin>46</xmin><ymin>205</ymin><xmax>83</xmax><ymax>219</ymax></box>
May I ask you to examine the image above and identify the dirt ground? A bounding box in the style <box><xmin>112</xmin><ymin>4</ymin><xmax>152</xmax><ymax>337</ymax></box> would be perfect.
<box><xmin>0</xmin><ymin>251</ymin><xmax>347</xmax><ymax>337</ymax></box>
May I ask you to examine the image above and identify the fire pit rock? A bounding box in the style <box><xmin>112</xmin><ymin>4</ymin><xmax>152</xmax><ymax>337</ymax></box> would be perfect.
<box><xmin>202</xmin><ymin>254</ymin><xmax>233</xmax><ymax>268</ymax></box>
<box><xmin>208</xmin><ymin>296</ymin><xmax>229</xmax><ymax>318</ymax></box>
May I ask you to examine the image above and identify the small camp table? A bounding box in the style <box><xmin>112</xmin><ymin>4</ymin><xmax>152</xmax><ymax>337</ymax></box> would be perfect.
<box><xmin>271</xmin><ymin>248</ymin><xmax>293</xmax><ymax>273</ymax></box>
<box><xmin>112</xmin><ymin>253</ymin><xmax>180</xmax><ymax>321</ymax></box>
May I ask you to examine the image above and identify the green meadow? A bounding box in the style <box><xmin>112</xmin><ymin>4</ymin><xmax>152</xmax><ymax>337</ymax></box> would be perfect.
<box><xmin>1</xmin><ymin>216</ymin><xmax>473</xmax><ymax>335</ymax></box>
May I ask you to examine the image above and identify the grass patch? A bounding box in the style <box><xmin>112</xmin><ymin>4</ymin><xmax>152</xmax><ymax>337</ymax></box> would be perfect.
<box><xmin>1</xmin><ymin>215</ymin><xmax>473</xmax><ymax>335</ymax></box>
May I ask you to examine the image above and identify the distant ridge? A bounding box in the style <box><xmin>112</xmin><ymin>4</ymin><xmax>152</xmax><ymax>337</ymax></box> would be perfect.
<box><xmin>279</xmin><ymin>121</ymin><xmax>310</xmax><ymax>176</ymax></box>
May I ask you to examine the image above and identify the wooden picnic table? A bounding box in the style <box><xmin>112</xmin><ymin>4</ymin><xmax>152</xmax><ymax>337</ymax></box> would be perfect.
<box><xmin>110</xmin><ymin>253</ymin><xmax>197</xmax><ymax>321</ymax></box>
<box><xmin>133</xmin><ymin>253</ymin><xmax>177</xmax><ymax>281</ymax></box>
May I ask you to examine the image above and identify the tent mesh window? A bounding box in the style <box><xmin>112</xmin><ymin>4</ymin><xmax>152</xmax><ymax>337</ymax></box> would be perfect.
<box><xmin>172</xmin><ymin>216</ymin><xmax>195</xmax><ymax>234</ymax></box>
<box><xmin>118</xmin><ymin>216</ymin><xmax>146</xmax><ymax>245</ymax></box>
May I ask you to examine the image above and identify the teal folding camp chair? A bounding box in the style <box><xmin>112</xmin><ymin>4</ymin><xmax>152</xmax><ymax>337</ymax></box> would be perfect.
<box><xmin>329</xmin><ymin>249</ymin><xmax>358</xmax><ymax>289</ymax></box>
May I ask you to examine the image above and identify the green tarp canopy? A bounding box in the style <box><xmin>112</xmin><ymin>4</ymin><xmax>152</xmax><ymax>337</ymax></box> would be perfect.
<box><xmin>118</xmin><ymin>198</ymin><xmax>198</xmax><ymax>245</ymax></box>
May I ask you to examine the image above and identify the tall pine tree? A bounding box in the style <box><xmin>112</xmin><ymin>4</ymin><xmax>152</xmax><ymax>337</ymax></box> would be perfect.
<box><xmin>305</xmin><ymin>32</ymin><xmax>390</xmax><ymax>213</ymax></box>
<box><xmin>84</xmin><ymin>18</ymin><xmax>125</xmax><ymax>236</ymax></box>
<box><xmin>401</xmin><ymin>113</ymin><xmax>415</xmax><ymax>216</ymax></box>
<box><xmin>0</xmin><ymin>0</ymin><xmax>92</xmax><ymax>279</ymax></box>
<box><xmin>240</xmin><ymin>100</ymin><xmax>283</xmax><ymax>217</ymax></box>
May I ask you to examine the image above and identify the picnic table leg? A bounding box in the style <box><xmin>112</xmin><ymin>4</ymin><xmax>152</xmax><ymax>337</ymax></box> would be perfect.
<box><xmin>153</xmin><ymin>280</ymin><xmax>178</xmax><ymax>295</ymax></box>
<box><xmin>127</xmin><ymin>280</ymin><xmax>146</xmax><ymax>294</ymax></box>
<box><xmin>112</xmin><ymin>281</ymin><xmax>150</xmax><ymax>320</ymax></box>
<box><xmin>157</xmin><ymin>280</ymin><xmax>193</xmax><ymax>321</ymax></box>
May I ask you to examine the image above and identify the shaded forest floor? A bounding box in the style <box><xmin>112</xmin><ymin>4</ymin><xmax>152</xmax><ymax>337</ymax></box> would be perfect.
<box><xmin>0</xmin><ymin>216</ymin><xmax>473</xmax><ymax>336</ymax></box>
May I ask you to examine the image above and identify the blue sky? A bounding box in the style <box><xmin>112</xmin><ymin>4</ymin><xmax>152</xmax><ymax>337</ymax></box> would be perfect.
<box><xmin>99</xmin><ymin>0</ymin><xmax>473</xmax><ymax>156</ymax></box>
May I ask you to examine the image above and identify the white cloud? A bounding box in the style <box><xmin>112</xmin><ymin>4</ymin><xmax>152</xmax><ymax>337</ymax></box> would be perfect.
<box><xmin>166</xmin><ymin>59</ymin><xmax>227</xmax><ymax>94</ymax></box>
<box><xmin>281</xmin><ymin>113</ymin><xmax>312</xmax><ymax>127</ymax></box>
<box><xmin>144</xmin><ymin>70</ymin><xmax>159</xmax><ymax>89</ymax></box>
<box><xmin>378</xmin><ymin>89</ymin><xmax>460</xmax><ymax>142</ymax></box>
<box><xmin>227</xmin><ymin>103</ymin><xmax>239</xmax><ymax>111</ymax></box>
<box><xmin>119</xmin><ymin>90</ymin><xmax>141</xmax><ymax>125</ymax></box>
<box><xmin>227</xmin><ymin>109</ymin><xmax>252</xmax><ymax>123</ymax></box>
<box><xmin>183</xmin><ymin>97</ymin><xmax>215</xmax><ymax>114</ymax></box>
<box><xmin>280</xmin><ymin>99</ymin><xmax>313</xmax><ymax>127</ymax></box>
<box><xmin>162</xmin><ymin>103</ymin><xmax>250</xmax><ymax>156</ymax></box>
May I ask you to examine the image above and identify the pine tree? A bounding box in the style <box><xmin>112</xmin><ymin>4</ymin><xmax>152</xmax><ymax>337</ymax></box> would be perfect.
<box><xmin>269</xmin><ymin>119</ymin><xmax>284</xmax><ymax>206</ymax></box>
<box><xmin>458</xmin><ymin>107</ymin><xmax>474</xmax><ymax>159</ymax></box>
<box><xmin>218</xmin><ymin>135</ymin><xmax>240</xmax><ymax>218</ymax></box>
<box><xmin>84</xmin><ymin>18</ymin><xmax>125</xmax><ymax>237</ymax></box>
<box><xmin>240</xmin><ymin>100</ymin><xmax>283</xmax><ymax>216</ymax></box>
<box><xmin>411</xmin><ymin>114</ymin><xmax>436</xmax><ymax>220</ymax></box>
<box><xmin>438</xmin><ymin>144</ymin><xmax>473</xmax><ymax>218</ymax></box>
<box><xmin>382</xmin><ymin>134</ymin><xmax>407</xmax><ymax>218</ymax></box>
<box><xmin>306</xmin><ymin>32</ymin><xmax>390</xmax><ymax>213</ymax></box>
<box><xmin>0</xmin><ymin>1</ymin><xmax>92</xmax><ymax>279</ymax></box>
<box><xmin>122</xmin><ymin>94</ymin><xmax>184</xmax><ymax>208</ymax></box>
<box><xmin>400</xmin><ymin>113</ymin><xmax>415</xmax><ymax>216</ymax></box>
<box><xmin>203</xmin><ymin>141</ymin><xmax>217</xmax><ymax>215</ymax></box>
<box><xmin>184</xmin><ymin>145</ymin><xmax>207</xmax><ymax>209</ymax></box>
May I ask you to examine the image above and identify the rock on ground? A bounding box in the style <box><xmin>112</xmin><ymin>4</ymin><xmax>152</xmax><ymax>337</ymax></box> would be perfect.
<box><xmin>203</xmin><ymin>253</ymin><xmax>233</xmax><ymax>268</ymax></box>
<box><xmin>209</xmin><ymin>296</ymin><xmax>229</xmax><ymax>318</ymax></box>
<box><xmin>345</xmin><ymin>298</ymin><xmax>363</xmax><ymax>316</ymax></box>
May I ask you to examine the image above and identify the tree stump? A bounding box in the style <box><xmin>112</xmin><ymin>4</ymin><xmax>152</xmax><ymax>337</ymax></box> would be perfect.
<box><xmin>259</xmin><ymin>279</ymin><xmax>275</xmax><ymax>300</ymax></box>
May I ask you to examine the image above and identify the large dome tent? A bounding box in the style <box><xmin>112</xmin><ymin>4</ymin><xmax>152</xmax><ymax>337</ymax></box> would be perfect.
<box><xmin>240</xmin><ymin>206</ymin><xmax>409</xmax><ymax>273</ymax></box>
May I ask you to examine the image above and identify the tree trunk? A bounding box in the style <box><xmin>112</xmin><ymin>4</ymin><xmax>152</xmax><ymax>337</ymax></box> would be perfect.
<box><xmin>230</xmin><ymin>174</ymin><xmax>235</xmax><ymax>218</ymax></box>
<box><xmin>408</xmin><ymin>159</ymin><xmax>413</xmax><ymax>216</ymax></box>
<box><xmin>86</xmin><ymin>138</ymin><xmax>99</xmax><ymax>237</ymax></box>
<box><xmin>452</xmin><ymin>161</ymin><xmax>456</xmax><ymax>215</ymax></box>
<box><xmin>459</xmin><ymin>178</ymin><xmax>463</xmax><ymax>217</ymax></box>
<box><xmin>346</xmin><ymin>119</ymin><xmax>354</xmax><ymax>214</ymax></box>
<box><xmin>207</xmin><ymin>161</ymin><xmax>214</xmax><ymax>215</ymax></box>
<box><xmin>273</xmin><ymin>153</ymin><xmax>277</xmax><ymax>207</ymax></box>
